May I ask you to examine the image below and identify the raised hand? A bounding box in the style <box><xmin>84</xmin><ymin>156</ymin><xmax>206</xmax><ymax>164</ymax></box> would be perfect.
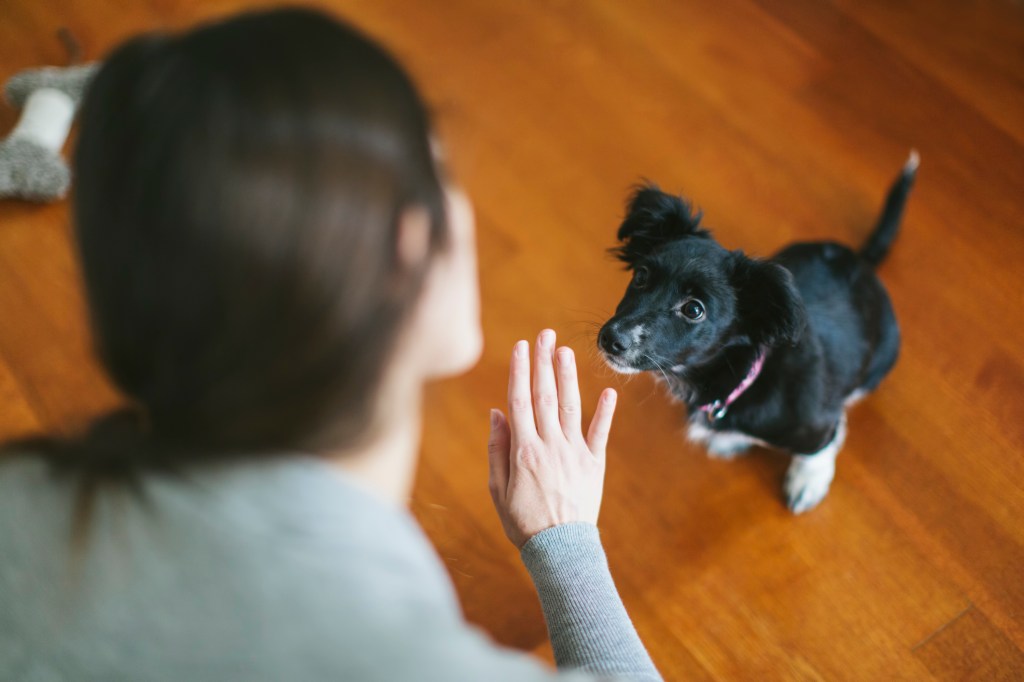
<box><xmin>487</xmin><ymin>329</ymin><xmax>617</xmax><ymax>548</ymax></box>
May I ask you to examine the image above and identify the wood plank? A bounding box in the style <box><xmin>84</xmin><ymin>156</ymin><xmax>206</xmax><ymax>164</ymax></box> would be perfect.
<box><xmin>0</xmin><ymin>204</ymin><xmax>120</xmax><ymax>433</ymax></box>
<box><xmin>838</xmin><ymin>0</ymin><xmax>1024</xmax><ymax>146</ymax></box>
<box><xmin>915</xmin><ymin>606</ymin><xmax>1024</xmax><ymax>681</ymax></box>
<box><xmin>0</xmin><ymin>350</ymin><xmax>41</xmax><ymax>442</ymax></box>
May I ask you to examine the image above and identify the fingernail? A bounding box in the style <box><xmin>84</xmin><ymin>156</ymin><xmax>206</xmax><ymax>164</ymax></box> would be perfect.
<box><xmin>558</xmin><ymin>347</ymin><xmax>573</xmax><ymax>364</ymax></box>
<box><xmin>605</xmin><ymin>389</ymin><xmax>617</xmax><ymax>404</ymax></box>
<box><xmin>489</xmin><ymin>409</ymin><xmax>500</xmax><ymax>428</ymax></box>
<box><xmin>515</xmin><ymin>340</ymin><xmax>527</xmax><ymax>358</ymax></box>
<box><xmin>540</xmin><ymin>329</ymin><xmax>555</xmax><ymax>348</ymax></box>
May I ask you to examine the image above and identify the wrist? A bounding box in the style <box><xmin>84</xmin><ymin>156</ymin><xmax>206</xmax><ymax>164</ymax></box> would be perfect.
<box><xmin>520</xmin><ymin>521</ymin><xmax>602</xmax><ymax>565</ymax></box>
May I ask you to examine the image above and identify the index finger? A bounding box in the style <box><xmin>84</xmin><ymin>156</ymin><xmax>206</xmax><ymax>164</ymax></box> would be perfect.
<box><xmin>507</xmin><ymin>340</ymin><xmax>537</xmax><ymax>441</ymax></box>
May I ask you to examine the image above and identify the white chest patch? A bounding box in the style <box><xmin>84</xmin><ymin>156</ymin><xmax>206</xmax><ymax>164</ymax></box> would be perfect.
<box><xmin>844</xmin><ymin>388</ymin><xmax>870</xmax><ymax>407</ymax></box>
<box><xmin>686</xmin><ymin>419</ymin><xmax>770</xmax><ymax>459</ymax></box>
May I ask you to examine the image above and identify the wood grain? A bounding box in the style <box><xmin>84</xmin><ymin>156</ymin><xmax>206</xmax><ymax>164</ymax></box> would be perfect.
<box><xmin>1</xmin><ymin>1</ymin><xmax>1022</xmax><ymax>679</ymax></box>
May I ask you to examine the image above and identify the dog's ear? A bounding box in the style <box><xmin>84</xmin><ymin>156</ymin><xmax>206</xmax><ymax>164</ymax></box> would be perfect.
<box><xmin>731</xmin><ymin>253</ymin><xmax>806</xmax><ymax>347</ymax></box>
<box><xmin>612</xmin><ymin>183</ymin><xmax>708</xmax><ymax>265</ymax></box>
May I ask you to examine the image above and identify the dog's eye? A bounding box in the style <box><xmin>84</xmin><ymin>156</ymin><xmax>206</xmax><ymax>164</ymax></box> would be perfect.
<box><xmin>632</xmin><ymin>267</ymin><xmax>650</xmax><ymax>289</ymax></box>
<box><xmin>680</xmin><ymin>299</ymin><xmax>705</xmax><ymax>321</ymax></box>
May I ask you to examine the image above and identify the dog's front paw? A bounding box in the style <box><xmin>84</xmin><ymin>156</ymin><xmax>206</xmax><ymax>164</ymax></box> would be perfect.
<box><xmin>784</xmin><ymin>454</ymin><xmax>835</xmax><ymax>513</ymax></box>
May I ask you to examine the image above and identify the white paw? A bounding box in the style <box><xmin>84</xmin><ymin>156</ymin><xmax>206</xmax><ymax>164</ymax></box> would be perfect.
<box><xmin>784</xmin><ymin>455</ymin><xmax>835</xmax><ymax>513</ymax></box>
<box><xmin>783</xmin><ymin>415</ymin><xmax>847</xmax><ymax>514</ymax></box>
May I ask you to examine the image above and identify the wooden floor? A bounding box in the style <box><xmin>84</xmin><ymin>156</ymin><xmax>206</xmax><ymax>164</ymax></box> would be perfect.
<box><xmin>2</xmin><ymin>1</ymin><xmax>1023</xmax><ymax>679</ymax></box>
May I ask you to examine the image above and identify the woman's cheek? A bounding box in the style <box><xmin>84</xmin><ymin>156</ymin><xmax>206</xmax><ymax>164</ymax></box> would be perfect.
<box><xmin>443</xmin><ymin>185</ymin><xmax>483</xmax><ymax>373</ymax></box>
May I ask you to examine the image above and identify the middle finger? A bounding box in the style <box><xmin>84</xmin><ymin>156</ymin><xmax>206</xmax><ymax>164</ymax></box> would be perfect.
<box><xmin>532</xmin><ymin>329</ymin><xmax>561</xmax><ymax>439</ymax></box>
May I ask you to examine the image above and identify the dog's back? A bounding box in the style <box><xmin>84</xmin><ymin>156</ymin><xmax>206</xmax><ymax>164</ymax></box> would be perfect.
<box><xmin>774</xmin><ymin>151</ymin><xmax>917</xmax><ymax>401</ymax></box>
<box><xmin>774</xmin><ymin>241</ymin><xmax>899</xmax><ymax>407</ymax></box>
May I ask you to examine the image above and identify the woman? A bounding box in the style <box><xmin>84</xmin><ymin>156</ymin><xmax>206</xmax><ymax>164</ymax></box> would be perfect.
<box><xmin>0</xmin><ymin>8</ymin><xmax>660</xmax><ymax>681</ymax></box>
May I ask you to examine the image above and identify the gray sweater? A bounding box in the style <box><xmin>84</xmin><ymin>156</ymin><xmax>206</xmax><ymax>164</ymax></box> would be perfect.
<box><xmin>0</xmin><ymin>454</ymin><xmax>660</xmax><ymax>681</ymax></box>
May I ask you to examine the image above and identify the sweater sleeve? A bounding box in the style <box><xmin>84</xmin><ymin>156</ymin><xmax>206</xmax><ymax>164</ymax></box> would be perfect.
<box><xmin>520</xmin><ymin>523</ymin><xmax>662</xmax><ymax>681</ymax></box>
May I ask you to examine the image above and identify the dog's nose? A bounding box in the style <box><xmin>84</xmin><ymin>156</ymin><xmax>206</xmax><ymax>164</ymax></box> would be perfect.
<box><xmin>598</xmin><ymin>326</ymin><xmax>631</xmax><ymax>355</ymax></box>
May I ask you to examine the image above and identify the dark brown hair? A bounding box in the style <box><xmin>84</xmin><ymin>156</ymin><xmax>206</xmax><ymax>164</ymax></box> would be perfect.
<box><xmin>14</xmin><ymin>8</ymin><xmax>448</xmax><ymax>474</ymax></box>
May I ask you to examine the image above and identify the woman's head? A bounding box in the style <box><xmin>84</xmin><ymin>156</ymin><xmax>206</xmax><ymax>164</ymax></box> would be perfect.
<box><xmin>72</xmin><ymin>7</ymin><xmax>481</xmax><ymax>459</ymax></box>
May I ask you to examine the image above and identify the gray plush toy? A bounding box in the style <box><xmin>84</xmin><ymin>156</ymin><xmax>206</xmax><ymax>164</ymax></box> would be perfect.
<box><xmin>0</xmin><ymin>62</ymin><xmax>97</xmax><ymax>202</ymax></box>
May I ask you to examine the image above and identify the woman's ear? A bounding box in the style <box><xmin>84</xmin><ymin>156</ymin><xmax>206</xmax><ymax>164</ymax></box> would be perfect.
<box><xmin>396</xmin><ymin>205</ymin><xmax>431</xmax><ymax>268</ymax></box>
<box><xmin>400</xmin><ymin>186</ymin><xmax>482</xmax><ymax>380</ymax></box>
<box><xmin>731</xmin><ymin>253</ymin><xmax>807</xmax><ymax>347</ymax></box>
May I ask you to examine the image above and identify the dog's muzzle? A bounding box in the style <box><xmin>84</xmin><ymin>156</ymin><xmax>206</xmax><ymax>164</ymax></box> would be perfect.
<box><xmin>598</xmin><ymin>321</ymin><xmax>645</xmax><ymax>373</ymax></box>
<box><xmin>598</xmin><ymin>324</ymin><xmax>632</xmax><ymax>357</ymax></box>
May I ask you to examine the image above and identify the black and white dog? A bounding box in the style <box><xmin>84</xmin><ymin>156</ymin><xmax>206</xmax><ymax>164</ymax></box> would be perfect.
<box><xmin>598</xmin><ymin>153</ymin><xmax>917</xmax><ymax>512</ymax></box>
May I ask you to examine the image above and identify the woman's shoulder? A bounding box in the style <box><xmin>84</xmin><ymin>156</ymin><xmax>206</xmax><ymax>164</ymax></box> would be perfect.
<box><xmin>0</xmin><ymin>450</ymin><xmax>76</xmax><ymax>527</ymax></box>
<box><xmin>1</xmin><ymin>450</ymin><xmax>454</xmax><ymax>591</ymax></box>
<box><xmin>0</xmin><ymin>452</ymin><xmax>464</xmax><ymax>680</ymax></box>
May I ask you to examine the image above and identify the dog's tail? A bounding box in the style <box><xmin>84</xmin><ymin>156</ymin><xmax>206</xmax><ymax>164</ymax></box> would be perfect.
<box><xmin>859</xmin><ymin>150</ymin><xmax>919</xmax><ymax>268</ymax></box>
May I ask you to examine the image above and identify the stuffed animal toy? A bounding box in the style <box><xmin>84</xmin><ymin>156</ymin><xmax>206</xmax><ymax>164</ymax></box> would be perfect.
<box><xmin>0</xmin><ymin>30</ymin><xmax>97</xmax><ymax>202</ymax></box>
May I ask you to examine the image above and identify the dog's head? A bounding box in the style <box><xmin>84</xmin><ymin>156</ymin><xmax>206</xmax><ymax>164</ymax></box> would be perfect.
<box><xmin>598</xmin><ymin>184</ymin><xmax>806</xmax><ymax>375</ymax></box>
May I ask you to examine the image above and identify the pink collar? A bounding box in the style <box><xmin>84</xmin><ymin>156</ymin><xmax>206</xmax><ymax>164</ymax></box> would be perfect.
<box><xmin>699</xmin><ymin>346</ymin><xmax>767</xmax><ymax>422</ymax></box>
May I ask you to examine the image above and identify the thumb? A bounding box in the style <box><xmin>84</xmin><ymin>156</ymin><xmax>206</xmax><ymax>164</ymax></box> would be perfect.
<box><xmin>487</xmin><ymin>409</ymin><xmax>511</xmax><ymax>505</ymax></box>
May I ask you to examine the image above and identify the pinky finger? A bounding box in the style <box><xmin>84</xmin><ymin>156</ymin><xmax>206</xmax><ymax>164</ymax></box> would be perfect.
<box><xmin>586</xmin><ymin>388</ymin><xmax>617</xmax><ymax>457</ymax></box>
<box><xmin>487</xmin><ymin>409</ymin><xmax>512</xmax><ymax>505</ymax></box>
